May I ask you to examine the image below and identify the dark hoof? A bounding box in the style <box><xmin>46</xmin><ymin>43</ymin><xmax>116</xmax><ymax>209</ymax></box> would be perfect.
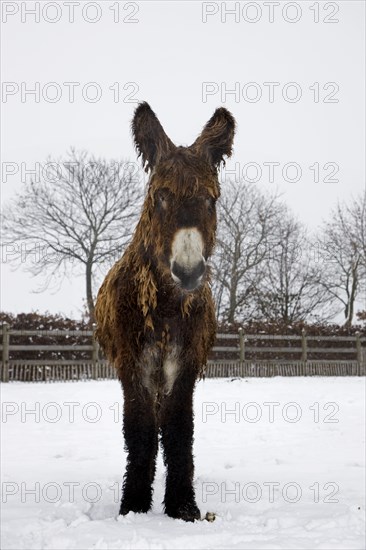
<box><xmin>119</xmin><ymin>500</ymin><xmax>151</xmax><ymax>515</ymax></box>
<box><xmin>165</xmin><ymin>502</ymin><xmax>201</xmax><ymax>522</ymax></box>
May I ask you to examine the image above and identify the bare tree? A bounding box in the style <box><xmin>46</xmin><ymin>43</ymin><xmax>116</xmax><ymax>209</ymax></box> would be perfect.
<box><xmin>346</xmin><ymin>191</ymin><xmax>366</xmax><ymax>271</ymax></box>
<box><xmin>256</xmin><ymin>215</ymin><xmax>333</xmax><ymax>323</ymax></box>
<box><xmin>211</xmin><ymin>180</ymin><xmax>283</xmax><ymax>323</ymax></box>
<box><xmin>317</xmin><ymin>192</ymin><xmax>366</xmax><ymax>326</ymax></box>
<box><xmin>2</xmin><ymin>149</ymin><xmax>143</xmax><ymax>323</ymax></box>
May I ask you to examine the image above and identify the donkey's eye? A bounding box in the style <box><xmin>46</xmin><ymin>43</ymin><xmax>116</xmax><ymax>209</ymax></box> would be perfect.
<box><xmin>159</xmin><ymin>196</ymin><xmax>167</xmax><ymax>209</ymax></box>
<box><xmin>156</xmin><ymin>189</ymin><xmax>169</xmax><ymax>210</ymax></box>
<box><xmin>205</xmin><ymin>197</ymin><xmax>216</xmax><ymax>210</ymax></box>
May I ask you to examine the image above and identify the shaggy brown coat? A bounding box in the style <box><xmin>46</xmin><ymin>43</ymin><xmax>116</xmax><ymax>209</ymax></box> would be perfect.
<box><xmin>95</xmin><ymin>102</ymin><xmax>236</xmax><ymax>521</ymax></box>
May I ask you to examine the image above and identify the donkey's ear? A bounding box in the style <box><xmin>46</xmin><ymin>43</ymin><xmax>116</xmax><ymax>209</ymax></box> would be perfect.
<box><xmin>191</xmin><ymin>108</ymin><xmax>236</xmax><ymax>169</ymax></box>
<box><xmin>132</xmin><ymin>102</ymin><xmax>175</xmax><ymax>172</ymax></box>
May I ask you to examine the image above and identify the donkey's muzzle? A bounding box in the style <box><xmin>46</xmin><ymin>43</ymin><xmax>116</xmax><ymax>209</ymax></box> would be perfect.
<box><xmin>171</xmin><ymin>259</ymin><xmax>205</xmax><ymax>291</ymax></box>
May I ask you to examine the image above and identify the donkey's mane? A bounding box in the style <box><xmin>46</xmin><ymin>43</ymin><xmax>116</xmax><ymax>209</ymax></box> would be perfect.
<box><xmin>150</xmin><ymin>147</ymin><xmax>220</xmax><ymax>198</ymax></box>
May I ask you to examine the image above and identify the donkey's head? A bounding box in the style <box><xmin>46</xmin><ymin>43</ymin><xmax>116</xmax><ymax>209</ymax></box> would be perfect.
<box><xmin>133</xmin><ymin>102</ymin><xmax>236</xmax><ymax>292</ymax></box>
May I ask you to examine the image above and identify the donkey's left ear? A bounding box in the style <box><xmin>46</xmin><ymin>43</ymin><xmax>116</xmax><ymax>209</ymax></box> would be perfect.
<box><xmin>191</xmin><ymin>108</ymin><xmax>236</xmax><ymax>169</ymax></box>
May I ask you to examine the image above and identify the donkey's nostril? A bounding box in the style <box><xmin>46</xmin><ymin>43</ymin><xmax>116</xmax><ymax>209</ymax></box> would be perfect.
<box><xmin>195</xmin><ymin>260</ymin><xmax>206</xmax><ymax>279</ymax></box>
<box><xmin>171</xmin><ymin>260</ymin><xmax>206</xmax><ymax>290</ymax></box>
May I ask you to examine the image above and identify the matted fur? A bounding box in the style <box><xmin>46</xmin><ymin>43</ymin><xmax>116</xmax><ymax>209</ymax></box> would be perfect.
<box><xmin>95</xmin><ymin>102</ymin><xmax>236</xmax><ymax>521</ymax></box>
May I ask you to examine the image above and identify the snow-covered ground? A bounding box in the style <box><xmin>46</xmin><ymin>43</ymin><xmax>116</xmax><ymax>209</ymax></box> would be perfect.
<box><xmin>1</xmin><ymin>377</ymin><xmax>365</xmax><ymax>549</ymax></box>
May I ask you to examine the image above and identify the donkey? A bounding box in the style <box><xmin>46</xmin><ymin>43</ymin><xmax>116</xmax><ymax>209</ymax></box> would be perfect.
<box><xmin>95</xmin><ymin>102</ymin><xmax>236</xmax><ymax>522</ymax></box>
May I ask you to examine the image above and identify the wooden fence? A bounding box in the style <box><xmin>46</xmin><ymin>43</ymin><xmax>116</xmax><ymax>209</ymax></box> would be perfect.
<box><xmin>1</xmin><ymin>323</ymin><xmax>365</xmax><ymax>382</ymax></box>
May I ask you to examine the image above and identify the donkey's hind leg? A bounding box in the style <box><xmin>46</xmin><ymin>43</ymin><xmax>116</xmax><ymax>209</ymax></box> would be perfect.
<box><xmin>160</xmin><ymin>370</ymin><xmax>201</xmax><ymax>522</ymax></box>
<box><xmin>119</xmin><ymin>379</ymin><xmax>158</xmax><ymax>515</ymax></box>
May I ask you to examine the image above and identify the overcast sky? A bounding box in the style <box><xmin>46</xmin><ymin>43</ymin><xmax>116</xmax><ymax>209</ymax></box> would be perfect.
<box><xmin>1</xmin><ymin>0</ymin><xmax>365</xmax><ymax>318</ymax></box>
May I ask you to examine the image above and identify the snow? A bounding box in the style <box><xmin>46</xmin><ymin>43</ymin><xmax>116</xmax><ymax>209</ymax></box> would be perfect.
<box><xmin>1</xmin><ymin>377</ymin><xmax>365</xmax><ymax>549</ymax></box>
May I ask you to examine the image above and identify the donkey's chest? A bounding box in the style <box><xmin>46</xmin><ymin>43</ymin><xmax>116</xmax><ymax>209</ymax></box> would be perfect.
<box><xmin>138</xmin><ymin>321</ymin><xmax>182</xmax><ymax>397</ymax></box>
<box><xmin>138</xmin><ymin>342</ymin><xmax>180</xmax><ymax>398</ymax></box>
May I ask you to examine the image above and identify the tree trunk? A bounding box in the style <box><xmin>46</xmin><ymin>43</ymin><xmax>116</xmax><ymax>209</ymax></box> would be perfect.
<box><xmin>227</xmin><ymin>243</ymin><xmax>240</xmax><ymax>324</ymax></box>
<box><xmin>345</xmin><ymin>268</ymin><xmax>358</xmax><ymax>326</ymax></box>
<box><xmin>227</xmin><ymin>277</ymin><xmax>238</xmax><ymax>324</ymax></box>
<box><xmin>86</xmin><ymin>259</ymin><xmax>95</xmax><ymax>325</ymax></box>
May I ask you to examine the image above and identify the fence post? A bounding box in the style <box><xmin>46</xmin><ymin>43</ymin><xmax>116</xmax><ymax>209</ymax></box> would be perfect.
<box><xmin>301</xmin><ymin>328</ymin><xmax>307</xmax><ymax>364</ymax></box>
<box><xmin>238</xmin><ymin>327</ymin><xmax>245</xmax><ymax>362</ymax></box>
<box><xmin>2</xmin><ymin>323</ymin><xmax>10</xmax><ymax>383</ymax></box>
<box><xmin>92</xmin><ymin>323</ymin><xmax>99</xmax><ymax>380</ymax></box>
<box><xmin>355</xmin><ymin>332</ymin><xmax>362</xmax><ymax>375</ymax></box>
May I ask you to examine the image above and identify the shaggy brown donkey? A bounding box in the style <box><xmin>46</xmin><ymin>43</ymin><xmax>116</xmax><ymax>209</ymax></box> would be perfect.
<box><xmin>95</xmin><ymin>102</ymin><xmax>236</xmax><ymax>521</ymax></box>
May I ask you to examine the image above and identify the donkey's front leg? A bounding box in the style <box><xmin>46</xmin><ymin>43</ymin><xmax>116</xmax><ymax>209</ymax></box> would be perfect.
<box><xmin>120</xmin><ymin>382</ymin><xmax>158</xmax><ymax>515</ymax></box>
<box><xmin>160</xmin><ymin>371</ymin><xmax>201</xmax><ymax>522</ymax></box>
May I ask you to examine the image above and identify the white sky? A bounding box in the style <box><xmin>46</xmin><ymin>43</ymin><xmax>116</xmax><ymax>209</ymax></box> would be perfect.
<box><xmin>1</xmin><ymin>0</ymin><xmax>365</xmax><ymax>318</ymax></box>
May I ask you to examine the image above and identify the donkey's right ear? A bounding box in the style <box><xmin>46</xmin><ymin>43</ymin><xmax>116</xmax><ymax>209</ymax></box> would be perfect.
<box><xmin>132</xmin><ymin>102</ymin><xmax>175</xmax><ymax>172</ymax></box>
<box><xmin>191</xmin><ymin>107</ymin><xmax>236</xmax><ymax>169</ymax></box>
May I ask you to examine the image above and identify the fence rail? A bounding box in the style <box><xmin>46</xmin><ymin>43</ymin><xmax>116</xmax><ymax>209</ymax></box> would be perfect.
<box><xmin>1</xmin><ymin>323</ymin><xmax>365</xmax><ymax>382</ymax></box>
<box><xmin>4</xmin><ymin>360</ymin><xmax>365</xmax><ymax>382</ymax></box>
